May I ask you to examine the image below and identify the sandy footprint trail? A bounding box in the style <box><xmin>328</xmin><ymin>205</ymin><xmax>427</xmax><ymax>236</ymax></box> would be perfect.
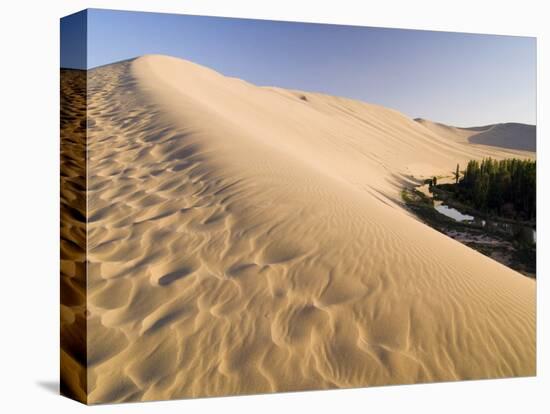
<box><xmin>81</xmin><ymin>55</ymin><xmax>535</xmax><ymax>403</ymax></box>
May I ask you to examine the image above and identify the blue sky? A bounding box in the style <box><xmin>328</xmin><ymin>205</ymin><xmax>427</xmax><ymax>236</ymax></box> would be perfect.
<box><xmin>61</xmin><ymin>9</ymin><xmax>536</xmax><ymax>127</ymax></box>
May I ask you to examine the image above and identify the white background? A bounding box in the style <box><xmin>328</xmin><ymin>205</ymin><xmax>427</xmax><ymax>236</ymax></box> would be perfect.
<box><xmin>0</xmin><ymin>0</ymin><xmax>547</xmax><ymax>412</ymax></box>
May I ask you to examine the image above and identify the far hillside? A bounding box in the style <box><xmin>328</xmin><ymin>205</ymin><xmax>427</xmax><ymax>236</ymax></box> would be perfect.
<box><xmin>415</xmin><ymin>118</ymin><xmax>536</xmax><ymax>152</ymax></box>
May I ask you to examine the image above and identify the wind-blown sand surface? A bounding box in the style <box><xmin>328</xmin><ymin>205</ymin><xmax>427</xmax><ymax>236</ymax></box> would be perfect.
<box><xmin>60</xmin><ymin>69</ymin><xmax>87</xmax><ymax>402</ymax></box>
<box><xmin>81</xmin><ymin>55</ymin><xmax>535</xmax><ymax>403</ymax></box>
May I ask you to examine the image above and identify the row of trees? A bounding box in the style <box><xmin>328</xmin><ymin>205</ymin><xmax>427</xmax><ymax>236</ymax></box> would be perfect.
<box><xmin>453</xmin><ymin>158</ymin><xmax>536</xmax><ymax>220</ymax></box>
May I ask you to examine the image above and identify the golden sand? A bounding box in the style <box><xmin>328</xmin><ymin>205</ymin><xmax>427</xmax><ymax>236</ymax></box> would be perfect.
<box><xmin>65</xmin><ymin>55</ymin><xmax>535</xmax><ymax>403</ymax></box>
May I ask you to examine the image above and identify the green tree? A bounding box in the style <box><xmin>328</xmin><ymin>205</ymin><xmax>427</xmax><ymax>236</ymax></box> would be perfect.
<box><xmin>455</xmin><ymin>158</ymin><xmax>535</xmax><ymax>220</ymax></box>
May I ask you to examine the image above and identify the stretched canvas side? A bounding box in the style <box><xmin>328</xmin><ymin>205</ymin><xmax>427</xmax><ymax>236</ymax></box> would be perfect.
<box><xmin>60</xmin><ymin>10</ymin><xmax>88</xmax><ymax>404</ymax></box>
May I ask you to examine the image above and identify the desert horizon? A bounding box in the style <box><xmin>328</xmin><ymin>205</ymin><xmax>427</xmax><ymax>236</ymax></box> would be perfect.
<box><xmin>61</xmin><ymin>51</ymin><xmax>536</xmax><ymax>403</ymax></box>
<box><xmin>62</xmin><ymin>57</ymin><xmax>539</xmax><ymax>132</ymax></box>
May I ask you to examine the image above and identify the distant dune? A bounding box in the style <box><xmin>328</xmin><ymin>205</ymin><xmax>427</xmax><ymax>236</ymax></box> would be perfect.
<box><xmin>415</xmin><ymin>118</ymin><xmax>536</xmax><ymax>152</ymax></box>
<box><xmin>78</xmin><ymin>55</ymin><xmax>535</xmax><ymax>403</ymax></box>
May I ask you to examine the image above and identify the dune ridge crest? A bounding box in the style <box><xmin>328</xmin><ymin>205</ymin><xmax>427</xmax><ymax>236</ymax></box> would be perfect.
<box><xmin>83</xmin><ymin>55</ymin><xmax>535</xmax><ymax>403</ymax></box>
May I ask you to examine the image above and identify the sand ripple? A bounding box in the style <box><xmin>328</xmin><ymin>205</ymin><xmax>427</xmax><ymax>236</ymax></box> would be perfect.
<box><xmin>67</xmin><ymin>56</ymin><xmax>538</xmax><ymax>404</ymax></box>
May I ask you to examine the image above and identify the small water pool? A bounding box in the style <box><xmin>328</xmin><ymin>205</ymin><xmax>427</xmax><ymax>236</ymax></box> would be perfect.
<box><xmin>434</xmin><ymin>202</ymin><xmax>474</xmax><ymax>222</ymax></box>
<box><xmin>434</xmin><ymin>200</ymin><xmax>535</xmax><ymax>244</ymax></box>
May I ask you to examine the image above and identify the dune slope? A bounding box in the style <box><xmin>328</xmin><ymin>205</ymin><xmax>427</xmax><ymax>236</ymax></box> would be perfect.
<box><xmin>415</xmin><ymin>118</ymin><xmax>536</xmax><ymax>152</ymax></box>
<box><xmin>84</xmin><ymin>55</ymin><xmax>535</xmax><ymax>403</ymax></box>
<box><xmin>60</xmin><ymin>69</ymin><xmax>88</xmax><ymax>403</ymax></box>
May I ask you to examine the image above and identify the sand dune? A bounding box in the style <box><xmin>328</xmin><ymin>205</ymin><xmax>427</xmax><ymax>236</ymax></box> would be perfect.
<box><xmin>60</xmin><ymin>69</ymin><xmax>87</xmax><ymax>402</ymax></box>
<box><xmin>79</xmin><ymin>55</ymin><xmax>535</xmax><ymax>403</ymax></box>
<box><xmin>415</xmin><ymin>118</ymin><xmax>536</xmax><ymax>152</ymax></box>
